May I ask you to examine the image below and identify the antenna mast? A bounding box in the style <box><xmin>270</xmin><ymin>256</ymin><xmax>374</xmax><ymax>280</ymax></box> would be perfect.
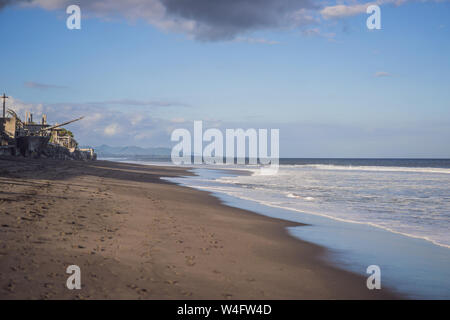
<box><xmin>1</xmin><ymin>93</ymin><xmax>8</xmax><ymax>119</ymax></box>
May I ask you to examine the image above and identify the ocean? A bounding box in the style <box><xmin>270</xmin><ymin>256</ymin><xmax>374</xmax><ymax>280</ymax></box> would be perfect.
<box><xmin>104</xmin><ymin>157</ymin><xmax>450</xmax><ymax>299</ymax></box>
<box><xmin>194</xmin><ymin>159</ymin><xmax>450</xmax><ymax>248</ymax></box>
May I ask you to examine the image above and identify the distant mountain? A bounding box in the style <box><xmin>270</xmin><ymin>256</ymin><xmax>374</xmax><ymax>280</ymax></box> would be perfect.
<box><xmin>94</xmin><ymin>144</ymin><xmax>171</xmax><ymax>157</ymax></box>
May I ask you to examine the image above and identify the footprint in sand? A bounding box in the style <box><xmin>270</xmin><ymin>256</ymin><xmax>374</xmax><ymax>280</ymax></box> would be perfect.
<box><xmin>185</xmin><ymin>255</ymin><xmax>196</xmax><ymax>266</ymax></box>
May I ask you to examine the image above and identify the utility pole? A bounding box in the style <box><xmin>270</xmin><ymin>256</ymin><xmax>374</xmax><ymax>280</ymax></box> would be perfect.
<box><xmin>1</xmin><ymin>93</ymin><xmax>8</xmax><ymax>119</ymax></box>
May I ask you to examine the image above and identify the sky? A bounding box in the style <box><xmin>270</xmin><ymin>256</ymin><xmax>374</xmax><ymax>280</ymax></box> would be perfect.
<box><xmin>0</xmin><ymin>0</ymin><xmax>449</xmax><ymax>158</ymax></box>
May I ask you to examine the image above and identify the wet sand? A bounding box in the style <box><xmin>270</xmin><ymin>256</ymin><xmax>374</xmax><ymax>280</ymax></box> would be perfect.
<box><xmin>0</xmin><ymin>157</ymin><xmax>398</xmax><ymax>299</ymax></box>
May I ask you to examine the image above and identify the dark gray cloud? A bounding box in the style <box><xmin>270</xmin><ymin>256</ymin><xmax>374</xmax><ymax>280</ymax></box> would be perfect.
<box><xmin>0</xmin><ymin>0</ymin><xmax>30</xmax><ymax>10</ymax></box>
<box><xmin>162</xmin><ymin>0</ymin><xmax>317</xmax><ymax>40</ymax></box>
<box><xmin>15</xmin><ymin>0</ymin><xmax>318</xmax><ymax>41</ymax></box>
<box><xmin>0</xmin><ymin>0</ymin><xmax>13</xmax><ymax>10</ymax></box>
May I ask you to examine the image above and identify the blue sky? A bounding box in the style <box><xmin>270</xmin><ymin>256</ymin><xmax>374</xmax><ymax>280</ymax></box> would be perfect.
<box><xmin>0</xmin><ymin>0</ymin><xmax>449</xmax><ymax>157</ymax></box>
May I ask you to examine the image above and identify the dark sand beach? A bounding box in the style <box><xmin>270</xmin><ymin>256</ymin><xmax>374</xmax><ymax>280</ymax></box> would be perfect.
<box><xmin>0</xmin><ymin>158</ymin><xmax>398</xmax><ymax>299</ymax></box>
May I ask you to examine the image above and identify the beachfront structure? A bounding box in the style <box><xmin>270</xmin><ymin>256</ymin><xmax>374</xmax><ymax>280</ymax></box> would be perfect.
<box><xmin>50</xmin><ymin>128</ymin><xmax>78</xmax><ymax>151</ymax></box>
<box><xmin>0</xmin><ymin>93</ymin><xmax>13</xmax><ymax>147</ymax></box>
<box><xmin>0</xmin><ymin>93</ymin><xmax>96</xmax><ymax>160</ymax></box>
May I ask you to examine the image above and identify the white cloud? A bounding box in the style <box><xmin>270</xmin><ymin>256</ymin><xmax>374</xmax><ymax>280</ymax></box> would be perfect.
<box><xmin>103</xmin><ymin>123</ymin><xmax>121</xmax><ymax>136</ymax></box>
<box><xmin>321</xmin><ymin>3</ymin><xmax>373</xmax><ymax>19</ymax></box>
<box><xmin>130</xmin><ymin>114</ymin><xmax>144</xmax><ymax>126</ymax></box>
<box><xmin>320</xmin><ymin>0</ymin><xmax>440</xmax><ymax>20</ymax></box>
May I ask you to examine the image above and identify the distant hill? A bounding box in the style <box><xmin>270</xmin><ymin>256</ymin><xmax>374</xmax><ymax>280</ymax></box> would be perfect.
<box><xmin>94</xmin><ymin>144</ymin><xmax>171</xmax><ymax>157</ymax></box>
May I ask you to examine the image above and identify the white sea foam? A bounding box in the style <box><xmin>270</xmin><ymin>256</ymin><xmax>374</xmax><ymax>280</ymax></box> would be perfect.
<box><xmin>175</xmin><ymin>163</ymin><xmax>450</xmax><ymax>249</ymax></box>
<box><xmin>286</xmin><ymin>164</ymin><xmax>450</xmax><ymax>174</ymax></box>
<box><xmin>286</xmin><ymin>193</ymin><xmax>301</xmax><ymax>198</ymax></box>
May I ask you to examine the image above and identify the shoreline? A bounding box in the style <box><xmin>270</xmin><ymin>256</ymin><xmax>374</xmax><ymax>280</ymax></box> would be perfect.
<box><xmin>0</xmin><ymin>157</ymin><xmax>398</xmax><ymax>299</ymax></box>
<box><xmin>166</xmin><ymin>166</ymin><xmax>450</xmax><ymax>299</ymax></box>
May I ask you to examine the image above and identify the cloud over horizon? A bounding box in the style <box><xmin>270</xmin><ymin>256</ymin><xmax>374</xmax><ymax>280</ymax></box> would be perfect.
<box><xmin>5</xmin><ymin>96</ymin><xmax>450</xmax><ymax>157</ymax></box>
<box><xmin>5</xmin><ymin>96</ymin><xmax>181</xmax><ymax>147</ymax></box>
